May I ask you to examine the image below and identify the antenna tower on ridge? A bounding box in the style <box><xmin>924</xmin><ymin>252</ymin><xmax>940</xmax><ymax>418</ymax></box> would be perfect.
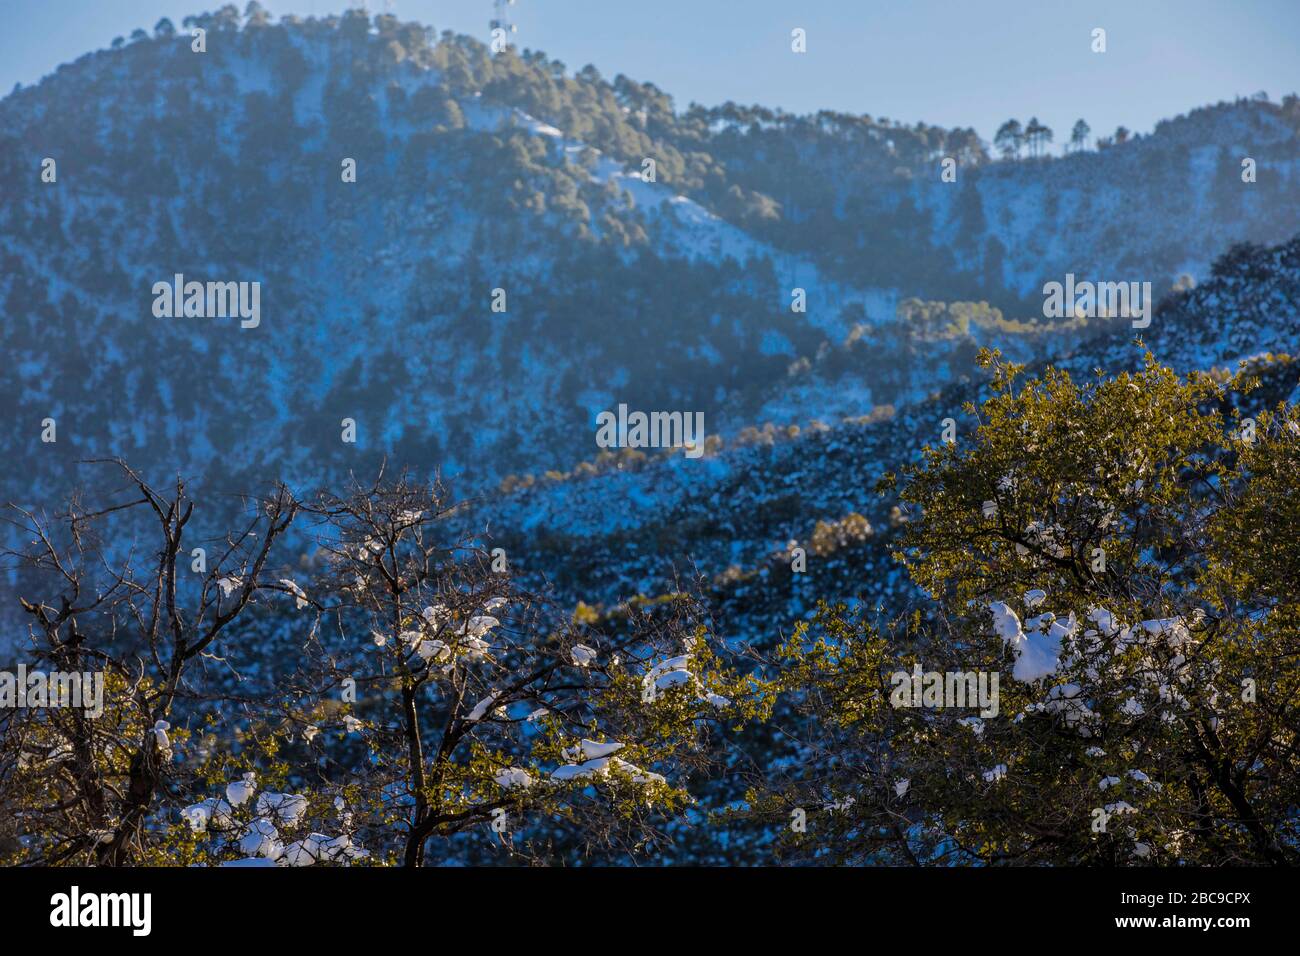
<box><xmin>491</xmin><ymin>0</ymin><xmax>518</xmax><ymax>49</ymax></box>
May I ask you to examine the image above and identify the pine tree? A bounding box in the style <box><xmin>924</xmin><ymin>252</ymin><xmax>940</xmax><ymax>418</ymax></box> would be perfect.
<box><xmin>1070</xmin><ymin>118</ymin><xmax>1091</xmax><ymax>152</ymax></box>
<box><xmin>994</xmin><ymin>119</ymin><xmax>1024</xmax><ymax>160</ymax></box>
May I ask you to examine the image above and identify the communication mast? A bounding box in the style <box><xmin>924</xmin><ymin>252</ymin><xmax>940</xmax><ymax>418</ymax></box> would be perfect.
<box><xmin>490</xmin><ymin>0</ymin><xmax>518</xmax><ymax>49</ymax></box>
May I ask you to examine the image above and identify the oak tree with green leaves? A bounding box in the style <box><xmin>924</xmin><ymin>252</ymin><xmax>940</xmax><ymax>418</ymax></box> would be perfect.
<box><xmin>754</xmin><ymin>351</ymin><xmax>1300</xmax><ymax>865</ymax></box>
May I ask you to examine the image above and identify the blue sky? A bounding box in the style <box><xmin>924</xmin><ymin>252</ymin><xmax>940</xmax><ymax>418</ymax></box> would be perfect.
<box><xmin>4</xmin><ymin>0</ymin><xmax>1298</xmax><ymax>152</ymax></box>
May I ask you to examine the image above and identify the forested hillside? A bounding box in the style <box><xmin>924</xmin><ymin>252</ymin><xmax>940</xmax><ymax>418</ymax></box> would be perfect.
<box><xmin>2</xmin><ymin>7</ymin><xmax>1297</xmax><ymax>508</ymax></box>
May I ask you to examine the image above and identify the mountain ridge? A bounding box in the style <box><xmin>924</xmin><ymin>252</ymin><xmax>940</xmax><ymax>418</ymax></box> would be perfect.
<box><xmin>1</xmin><ymin>9</ymin><xmax>1297</xmax><ymax>509</ymax></box>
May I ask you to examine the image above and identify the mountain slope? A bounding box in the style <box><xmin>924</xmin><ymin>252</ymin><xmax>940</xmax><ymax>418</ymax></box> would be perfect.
<box><xmin>1</xmin><ymin>8</ymin><xmax>1296</xmax><ymax>512</ymax></box>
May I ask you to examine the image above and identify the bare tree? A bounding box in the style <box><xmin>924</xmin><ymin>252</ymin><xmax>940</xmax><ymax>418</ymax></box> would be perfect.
<box><xmin>280</xmin><ymin>469</ymin><xmax>762</xmax><ymax>866</ymax></box>
<box><xmin>2</xmin><ymin>462</ymin><xmax>766</xmax><ymax>866</ymax></box>
<box><xmin>1</xmin><ymin>459</ymin><xmax>297</xmax><ymax>865</ymax></box>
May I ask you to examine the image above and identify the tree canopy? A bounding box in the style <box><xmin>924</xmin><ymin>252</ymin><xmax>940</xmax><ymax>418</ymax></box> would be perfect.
<box><xmin>747</xmin><ymin>351</ymin><xmax>1300</xmax><ymax>865</ymax></box>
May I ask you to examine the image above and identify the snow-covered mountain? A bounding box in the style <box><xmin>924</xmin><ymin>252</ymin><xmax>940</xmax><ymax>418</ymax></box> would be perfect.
<box><xmin>468</xmin><ymin>235</ymin><xmax>1300</xmax><ymax>618</ymax></box>
<box><xmin>0</xmin><ymin>8</ymin><xmax>1296</xmax><ymax>515</ymax></box>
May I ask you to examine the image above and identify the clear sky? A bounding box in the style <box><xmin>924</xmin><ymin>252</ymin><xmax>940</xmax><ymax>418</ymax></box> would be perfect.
<box><xmin>4</xmin><ymin>0</ymin><xmax>1298</xmax><ymax>152</ymax></box>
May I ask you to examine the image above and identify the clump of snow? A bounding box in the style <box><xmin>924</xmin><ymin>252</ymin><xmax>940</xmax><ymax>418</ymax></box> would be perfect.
<box><xmin>225</xmin><ymin>772</ymin><xmax>257</xmax><ymax>807</ymax></box>
<box><xmin>465</xmin><ymin>690</ymin><xmax>504</xmax><ymax>723</ymax></box>
<box><xmin>152</xmin><ymin>720</ymin><xmax>171</xmax><ymax>756</ymax></box>
<box><xmin>570</xmin><ymin>644</ymin><xmax>597</xmax><ymax>667</ymax></box>
<box><xmin>257</xmin><ymin>792</ymin><xmax>308</xmax><ymax>827</ymax></box>
<box><xmin>279</xmin><ymin>578</ymin><xmax>309</xmax><ymax>609</ymax></box>
<box><xmin>459</xmin><ymin>615</ymin><xmax>499</xmax><ymax>640</ymax></box>
<box><xmin>238</xmin><ymin>817</ymin><xmax>282</xmax><ymax>860</ymax></box>
<box><xmin>640</xmin><ymin>653</ymin><xmax>732</xmax><ymax>708</ymax></box>
<box><xmin>494</xmin><ymin>768</ymin><xmax>535</xmax><ymax>790</ymax></box>
<box><xmin>562</xmin><ymin>740</ymin><xmax>624</xmax><ymax>762</ymax></box>
<box><xmin>318</xmin><ymin>834</ymin><xmax>369</xmax><ymax>864</ymax></box>
<box><xmin>957</xmin><ymin>716</ymin><xmax>985</xmax><ymax>736</ymax></box>
<box><xmin>1127</xmin><ymin>769</ymin><xmax>1161</xmax><ymax>790</ymax></box>
<box><xmin>280</xmin><ymin>836</ymin><xmax>324</xmax><ymax>867</ymax></box>
<box><xmin>181</xmin><ymin>797</ymin><xmax>236</xmax><ymax>833</ymax></box>
<box><xmin>650</xmin><ymin>668</ymin><xmax>692</xmax><ymax>690</ymax></box>
<box><xmin>1041</xmin><ymin>682</ymin><xmax>1096</xmax><ymax>733</ymax></box>
<box><xmin>989</xmin><ymin>601</ymin><xmax>1072</xmax><ymax>681</ymax></box>
<box><xmin>550</xmin><ymin>739</ymin><xmax>665</xmax><ymax>786</ymax></box>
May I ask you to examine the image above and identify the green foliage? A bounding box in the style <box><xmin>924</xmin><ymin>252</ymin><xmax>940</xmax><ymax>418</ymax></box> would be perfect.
<box><xmin>759</xmin><ymin>351</ymin><xmax>1300</xmax><ymax>864</ymax></box>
